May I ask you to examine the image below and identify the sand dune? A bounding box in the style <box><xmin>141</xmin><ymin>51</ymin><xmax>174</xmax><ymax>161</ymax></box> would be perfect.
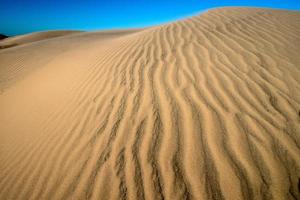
<box><xmin>0</xmin><ymin>34</ymin><xmax>8</xmax><ymax>40</ymax></box>
<box><xmin>0</xmin><ymin>29</ymin><xmax>144</xmax><ymax>50</ymax></box>
<box><xmin>0</xmin><ymin>31</ymin><xmax>82</xmax><ymax>49</ymax></box>
<box><xmin>0</xmin><ymin>7</ymin><xmax>300</xmax><ymax>200</ymax></box>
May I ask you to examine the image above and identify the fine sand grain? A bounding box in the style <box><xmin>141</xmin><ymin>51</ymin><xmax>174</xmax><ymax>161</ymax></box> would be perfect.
<box><xmin>0</xmin><ymin>7</ymin><xmax>300</xmax><ymax>200</ymax></box>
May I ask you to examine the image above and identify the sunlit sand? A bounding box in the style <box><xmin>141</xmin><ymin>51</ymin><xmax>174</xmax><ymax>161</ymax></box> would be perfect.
<box><xmin>0</xmin><ymin>7</ymin><xmax>300</xmax><ymax>200</ymax></box>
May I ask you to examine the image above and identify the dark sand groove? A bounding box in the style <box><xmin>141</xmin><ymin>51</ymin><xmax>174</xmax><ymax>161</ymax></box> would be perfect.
<box><xmin>131</xmin><ymin>119</ymin><xmax>147</xmax><ymax>200</ymax></box>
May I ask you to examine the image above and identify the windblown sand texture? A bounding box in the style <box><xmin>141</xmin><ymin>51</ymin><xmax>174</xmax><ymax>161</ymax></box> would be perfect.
<box><xmin>0</xmin><ymin>7</ymin><xmax>300</xmax><ymax>200</ymax></box>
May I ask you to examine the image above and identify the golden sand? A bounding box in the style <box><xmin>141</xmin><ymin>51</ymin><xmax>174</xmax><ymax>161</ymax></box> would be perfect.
<box><xmin>0</xmin><ymin>7</ymin><xmax>300</xmax><ymax>200</ymax></box>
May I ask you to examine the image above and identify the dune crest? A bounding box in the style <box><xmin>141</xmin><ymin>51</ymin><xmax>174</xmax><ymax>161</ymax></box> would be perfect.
<box><xmin>0</xmin><ymin>7</ymin><xmax>300</xmax><ymax>200</ymax></box>
<box><xmin>0</xmin><ymin>31</ymin><xmax>82</xmax><ymax>49</ymax></box>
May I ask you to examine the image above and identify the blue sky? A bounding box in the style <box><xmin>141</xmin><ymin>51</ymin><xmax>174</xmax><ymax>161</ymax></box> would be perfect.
<box><xmin>0</xmin><ymin>0</ymin><xmax>299</xmax><ymax>36</ymax></box>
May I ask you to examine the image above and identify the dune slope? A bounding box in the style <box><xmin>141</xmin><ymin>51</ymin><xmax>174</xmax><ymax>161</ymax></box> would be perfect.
<box><xmin>0</xmin><ymin>31</ymin><xmax>82</xmax><ymax>49</ymax></box>
<box><xmin>0</xmin><ymin>7</ymin><xmax>300</xmax><ymax>200</ymax></box>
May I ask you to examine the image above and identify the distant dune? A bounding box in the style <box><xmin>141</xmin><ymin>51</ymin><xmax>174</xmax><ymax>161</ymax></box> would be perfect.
<box><xmin>0</xmin><ymin>30</ymin><xmax>82</xmax><ymax>49</ymax></box>
<box><xmin>0</xmin><ymin>34</ymin><xmax>8</xmax><ymax>40</ymax></box>
<box><xmin>0</xmin><ymin>7</ymin><xmax>300</xmax><ymax>200</ymax></box>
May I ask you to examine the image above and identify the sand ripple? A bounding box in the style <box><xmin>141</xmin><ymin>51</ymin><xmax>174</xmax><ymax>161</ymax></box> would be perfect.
<box><xmin>0</xmin><ymin>7</ymin><xmax>300</xmax><ymax>200</ymax></box>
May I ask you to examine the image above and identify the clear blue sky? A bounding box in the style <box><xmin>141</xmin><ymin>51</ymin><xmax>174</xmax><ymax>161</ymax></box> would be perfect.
<box><xmin>0</xmin><ymin>0</ymin><xmax>299</xmax><ymax>36</ymax></box>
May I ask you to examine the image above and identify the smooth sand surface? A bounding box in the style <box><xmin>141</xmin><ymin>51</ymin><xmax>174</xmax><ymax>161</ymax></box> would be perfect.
<box><xmin>0</xmin><ymin>30</ymin><xmax>83</xmax><ymax>49</ymax></box>
<box><xmin>0</xmin><ymin>7</ymin><xmax>300</xmax><ymax>200</ymax></box>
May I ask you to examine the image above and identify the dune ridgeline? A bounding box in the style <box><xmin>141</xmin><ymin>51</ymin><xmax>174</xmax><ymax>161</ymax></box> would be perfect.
<box><xmin>0</xmin><ymin>7</ymin><xmax>300</xmax><ymax>200</ymax></box>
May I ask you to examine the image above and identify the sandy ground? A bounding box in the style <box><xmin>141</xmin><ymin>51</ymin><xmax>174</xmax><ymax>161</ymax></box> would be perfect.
<box><xmin>0</xmin><ymin>7</ymin><xmax>300</xmax><ymax>200</ymax></box>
